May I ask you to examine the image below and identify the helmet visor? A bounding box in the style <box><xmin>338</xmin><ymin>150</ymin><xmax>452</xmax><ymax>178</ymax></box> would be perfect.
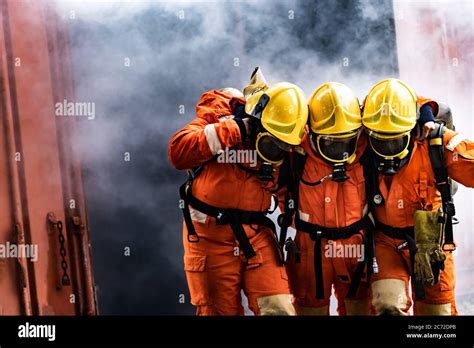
<box><xmin>314</xmin><ymin>132</ymin><xmax>359</xmax><ymax>163</ymax></box>
<box><xmin>368</xmin><ymin>131</ymin><xmax>410</xmax><ymax>158</ymax></box>
<box><xmin>256</xmin><ymin>132</ymin><xmax>290</xmax><ymax>164</ymax></box>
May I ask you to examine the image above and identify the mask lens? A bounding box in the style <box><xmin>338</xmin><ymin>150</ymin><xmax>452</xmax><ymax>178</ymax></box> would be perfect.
<box><xmin>256</xmin><ymin>133</ymin><xmax>289</xmax><ymax>163</ymax></box>
<box><xmin>369</xmin><ymin>134</ymin><xmax>409</xmax><ymax>157</ymax></box>
<box><xmin>316</xmin><ymin>133</ymin><xmax>358</xmax><ymax>162</ymax></box>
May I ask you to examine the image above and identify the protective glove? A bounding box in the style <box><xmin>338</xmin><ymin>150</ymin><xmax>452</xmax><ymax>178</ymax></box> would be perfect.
<box><xmin>414</xmin><ymin>210</ymin><xmax>446</xmax><ymax>286</ymax></box>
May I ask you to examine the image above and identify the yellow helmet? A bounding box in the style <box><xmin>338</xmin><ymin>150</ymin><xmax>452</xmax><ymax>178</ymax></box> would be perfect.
<box><xmin>245</xmin><ymin>82</ymin><xmax>308</xmax><ymax>145</ymax></box>
<box><xmin>308</xmin><ymin>82</ymin><xmax>361</xmax><ymax>163</ymax></box>
<box><xmin>362</xmin><ymin>78</ymin><xmax>418</xmax><ymax>134</ymax></box>
<box><xmin>308</xmin><ymin>82</ymin><xmax>361</xmax><ymax>135</ymax></box>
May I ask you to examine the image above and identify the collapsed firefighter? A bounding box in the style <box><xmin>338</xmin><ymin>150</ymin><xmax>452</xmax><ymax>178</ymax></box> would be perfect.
<box><xmin>361</xmin><ymin>78</ymin><xmax>474</xmax><ymax>315</ymax></box>
<box><xmin>168</xmin><ymin>68</ymin><xmax>308</xmax><ymax>315</ymax></box>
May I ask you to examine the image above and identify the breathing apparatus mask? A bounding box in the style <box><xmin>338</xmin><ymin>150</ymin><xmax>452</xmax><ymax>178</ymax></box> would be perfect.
<box><xmin>361</xmin><ymin>78</ymin><xmax>420</xmax><ymax>176</ymax></box>
<box><xmin>307</xmin><ymin>82</ymin><xmax>364</xmax><ymax>184</ymax></box>
<box><xmin>241</xmin><ymin>72</ymin><xmax>309</xmax><ymax>181</ymax></box>
<box><xmin>244</xmin><ymin>93</ymin><xmax>292</xmax><ymax>180</ymax></box>
<box><xmin>310</xmin><ymin>129</ymin><xmax>361</xmax><ymax>183</ymax></box>
<box><xmin>366</xmin><ymin>129</ymin><xmax>412</xmax><ymax>176</ymax></box>
<box><xmin>233</xmin><ymin>97</ymin><xmax>291</xmax><ymax>181</ymax></box>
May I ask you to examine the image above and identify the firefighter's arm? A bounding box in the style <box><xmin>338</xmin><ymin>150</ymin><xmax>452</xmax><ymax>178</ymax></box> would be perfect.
<box><xmin>417</xmin><ymin>96</ymin><xmax>439</xmax><ymax>117</ymax></box>
<box><xmin>168</xmin><ymin>90</ymin><xmax>245</xmax><ymax>170</ymax></box>
<box><xmin>168</xmin><ymin>117</ymin><xmax>242</xmax><ymax>170</ymax></box>
<box><xmin>416</xmin><ymin>96</ymin><xmax>438</xmax><ymax>140</ymax></box>
<box><xmin>444</xmin><ymin>129</ymin><xmax>474</xmax><ymax>187</ymax></box>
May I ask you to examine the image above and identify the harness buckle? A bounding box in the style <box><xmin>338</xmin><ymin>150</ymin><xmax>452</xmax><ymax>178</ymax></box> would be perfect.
<box><xmin>216</xmin><ymin>211</ymin><xmax>231</xmax><ymax>225</ymax></box>
<box><xmin>445</xmin><ymin>202</ymin><xmax>456</xmax><ymax>216</ymax></box>
<box><xmin>397</xmin><ymin>241</ymin><xmax>408</xmax><ymax>250</ymax></box>
<box><xmin>309</xmin><ymin>230</ymin><xmax>323</xmax><ymax>241</ymax></box>
<box><xmin>187</xmin><ymin>234</ymin><xmax>200</xmax><ymax>243</ymax></box>
<box><xmin>277</xmin><ymin>212</ymin><xmax>293</xmax><ymax>228</ymax></box>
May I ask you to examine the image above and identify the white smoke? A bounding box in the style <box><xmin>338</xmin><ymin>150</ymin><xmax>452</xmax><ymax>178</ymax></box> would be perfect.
<box><xmin>394</xmin><ymin>0</ymin><xmax>474</xmax><ymax>314</ymax></box>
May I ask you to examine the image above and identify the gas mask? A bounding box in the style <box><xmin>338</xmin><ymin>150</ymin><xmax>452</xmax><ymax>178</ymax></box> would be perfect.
<box><xmin>253</xmin><ymin>130</ymin><xmax>291</xmax><ymax>181</ymax></box>
<box><xmin>235</xmin><ymin>104</ymin><xmax>290</xmax><ymax>181</ymax></box>
<box><xmin>245</xmin><ymin>93</ymin><xmax>292</xmax><ymax>181</ymax></box>
<box><xmin>367</xmin><ymin>129</ymin><xmax>411</xmax><ymax>176</ymax></box>
<box><xmin>243</xmin><ymin>78</ymin><xmax>309</xmax><ymax>181</ymax></box>
<box><xmin>310</xmin><ymin>130</ymin><xmax>360</xmax><ymax>182</ymax></box>
<box><xmin>255</xmin><ymin>131</ymin><xmax>290</xmax><ymax>165</ymax></box>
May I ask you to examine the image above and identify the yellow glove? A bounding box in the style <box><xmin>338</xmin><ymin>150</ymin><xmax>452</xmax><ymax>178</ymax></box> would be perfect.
<box><xmin>414</xmin><ymin>210</ymin><xmax>446</xmax><ymax>286</ymax></box>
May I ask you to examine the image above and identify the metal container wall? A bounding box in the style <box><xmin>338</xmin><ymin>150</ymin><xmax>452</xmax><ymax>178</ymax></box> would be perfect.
<box><xmin>0</xmin><ymin>0</ymin><xmax>96</xmax><ymax>315</ymax></box>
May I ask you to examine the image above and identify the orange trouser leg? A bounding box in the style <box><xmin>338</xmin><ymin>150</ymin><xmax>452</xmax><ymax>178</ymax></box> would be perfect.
<box><xmin>414</xmin><ymin>252</ymin><xmax>457</xmax><ymax>315</ymax></box>
<box><xmin>243</xmin><ymin>230</ymin><xmax>295</xmax><ymax>315</ymax></box>
<box><xmin>332</xmin><ymin>234</ymin><xmax>371</xmax><ymax>316</ymax></box>
<box><xmin>286</xmin><ymin>232</ymin><xmax>370</xmax><ymax>315</ymax></box>
<box><xmin>183</xmin><ymin>220</ymin><xmax>293</xmax><ymax>316</ymax></box>
<box><xmin>370</xmin><ymin>231</ymin><xmax>456</xmax><ymax>316</ymax></box>
<box><xmin>183</xmin><ymin>221</ymin><xmax>243</xmax><ymax>315</ymax></box>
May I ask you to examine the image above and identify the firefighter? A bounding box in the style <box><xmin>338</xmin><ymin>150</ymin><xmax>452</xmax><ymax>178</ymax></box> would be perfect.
<box><xmin>284</xmin><ymin>82</ymin><xmax>376</xmax><ymax>315</ymax></box>
<box><xmin>168</xmin><ymin>68</ymin><xmax>308</xmax><ymax>315</ymax></box>
<box><xmin>361</xmin><ymin>78</ymin><xmax>474</xmax><ymax>315</ymax></box>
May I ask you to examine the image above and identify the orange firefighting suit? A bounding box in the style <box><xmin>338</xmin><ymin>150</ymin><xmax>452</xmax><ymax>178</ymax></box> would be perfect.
<box><xmin>370</xmin><ymin>99</ymin><xmax>474</xmax><ymax>315</ymax></box>
<box><xmin>168</xmin><ymin>90</ymin><xmax>294</xmax><ymax>316</ymax></box>
<box><xmin>286</xmin><ymin>134</ymin><xmax>371</xmax><ymax>315</ymax></box>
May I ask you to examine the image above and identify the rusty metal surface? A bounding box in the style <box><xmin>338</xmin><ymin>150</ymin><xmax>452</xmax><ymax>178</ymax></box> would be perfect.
<box><xmin>0</xmin><ymin>0</ymin><xmax>96</xmax><ymax>315</ymax></box>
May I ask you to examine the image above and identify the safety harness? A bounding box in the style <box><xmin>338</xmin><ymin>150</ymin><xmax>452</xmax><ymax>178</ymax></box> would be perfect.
<box><xmin>428</xmin><ymin>124</ymin><xmax>456</xmax><ymax>252</ymax></box>
<box><xmin>276</xmin><ymin>152</ymin><xmax>299</xmax><ymax>262</ymax></box>
<box><xmin>278</xmin><ymin>150</ymin><xmax>377</xmax><ymax>300</ymax></box>
<box><xmin>361</xmin><ymin>123</ymin><xmax>456</xmax><ymax>301</ymax></box>
<box><xmin>179</xmin><ymin>160</ymin><xmax>282</xmax><ymax>263</ymax></box>
<box><xmin>373</xmin><ymin>221</ymin><xmax>426</xmax><ymax>300</ymax></box>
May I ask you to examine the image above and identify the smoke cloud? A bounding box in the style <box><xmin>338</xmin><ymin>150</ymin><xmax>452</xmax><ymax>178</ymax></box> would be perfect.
<box><xmin>393</xmin><ymin>0</ymin><xmax>474</xmax><ymax>313</ymax></box>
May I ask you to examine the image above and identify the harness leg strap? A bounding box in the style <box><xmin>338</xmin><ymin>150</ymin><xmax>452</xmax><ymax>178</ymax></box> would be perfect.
<box><xmin>179</xmin><ymin>182</ymin><xmax>199</xmax><ymax>243</ymax></box>
<box><xmin>346</xmin><ymin>234</ymin><xmax>368</xmax><ymax>298</ymax></box>
<box><xmin>365</xmin><ymin>221</ymin><xmax>378</xmax><ymax>275</ymax></box>
<box><xmin>230</xmin><ymin>215</ymin><xmax>256</xmax><ymax>260</ymax></box>
<box><xmin>406</xmin><ymin>233</ymin><xmax>426</xmax><ymax>301</ymax></box>
<box><xmin>314</xmin><ymin>231</ymin><xmax>325</xmax><ymax>299</ymax></box>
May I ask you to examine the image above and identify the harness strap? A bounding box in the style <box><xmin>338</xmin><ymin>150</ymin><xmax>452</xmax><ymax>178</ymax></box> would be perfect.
<box><xmin>376</xmin><ymin>221</ymin><xmax>426</xmax><ymax>300</ymax></box>
<box><xmin>406</xmin><ymin>233</ymin><xmax>426</xmax><ymax>301</ymax></box>
<box><xmin>346</xmin><ymin>233</ymin><xmax>368</xmax><ymax>298</ymax></box>
<box><xmin>179</xmin><ymin>182</ymin><xmax>200</xmax><ymax>243</ymax></box>
<box><xmin>314</xmin><ymin>231</ymin><xmax>324</xmax><ymax>299</ymax></box>
<box><xmin>428</xmin><ymin>124</ymin><xmax>456</xmax><ymax>251</ymax></box>
<box><xmin>180</xmin><ymin>181</ymin><xmax>277</xmax><ymax>261</ymax></box>
<box><xmin>296</xmin><ymin>216</ymin><xmax>373</xmax><ymax>299</ymax></box>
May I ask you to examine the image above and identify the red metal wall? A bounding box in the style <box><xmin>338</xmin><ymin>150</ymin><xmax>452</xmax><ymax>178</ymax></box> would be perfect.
<box><xmin>0</xmin><ymin>0</ymin><xmax>96</xmax><ymax>315</ymax></box>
